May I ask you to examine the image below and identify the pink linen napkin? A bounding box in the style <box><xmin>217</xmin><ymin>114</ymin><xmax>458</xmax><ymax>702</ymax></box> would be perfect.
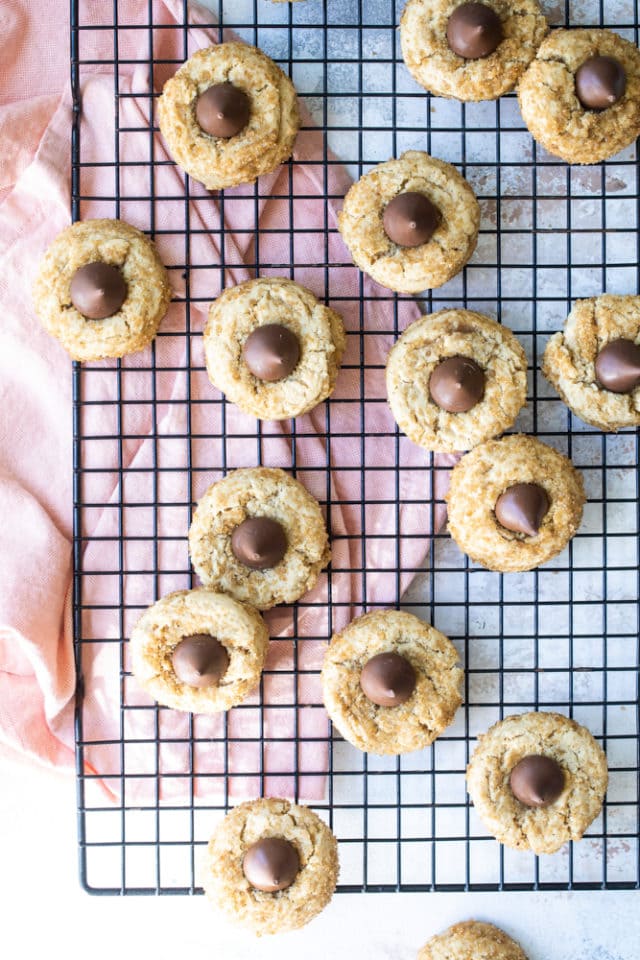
<box><xmin>0</xmin><ymin>0</ymin><xmax>452</xmax><ymax>802</ymax></box>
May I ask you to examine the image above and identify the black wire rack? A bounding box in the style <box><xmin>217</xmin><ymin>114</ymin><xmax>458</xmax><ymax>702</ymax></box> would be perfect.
<box><xmin>71</xmin><ymin>0</ymin><xmax>640</xmax><ymax>894</ymax></box>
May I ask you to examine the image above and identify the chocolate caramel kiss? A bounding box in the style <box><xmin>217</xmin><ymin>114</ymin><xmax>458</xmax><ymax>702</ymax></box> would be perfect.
<box><xmin>196</xmin><ymin>82</ymin><xmax>250</xmax><ymax>138</ymax></box>
<box><xmin>171</xmin><ymin>634</ymin><xmax>230</xmax><ymax>688</ymax></box>
<box><xmin>231</xmin><ymin>516</ymin><xmax>288</xmax><ymax>570</ymax></box>
<box><xmin>494</xmin><ymin>483</ymin><xmax>550</xmax><ymax>537</ymax></box>
<box><xmin>360</xmin><ymin>652</ymin><xmax>416</xmax><ymax>708</ymax></box>
<box><xmin>575</xmin><ymin>56</ymin><xmax>626</xmax><ymax>111</ymax></box>
<box><xmin>243</xmin><ymin>324</ymin><xmax>301</xmax><ymax>382</ymax></box>
<box><xmin>242</xmin><ymin>837</ymin><xmax>300</xmax><ymax>892</ymax></box>
<box><xmin>446</xmin><ymin>3</ymin><xmax>503</xmax><ymax>60</ymax></box>
<box><xmin>70</xmin><ymin>262</ymin><xmax>127</xmax><ymax>320</ymax></box>
<box><xmin>429</xmin><ymin>356</ymin><xmax>485</xmax><ymax>414</ymax></box>
<box><xmin>510</xmin><ymin>754</ymin><xmax>565</xmax><ymax>808</ymax></box>
<box><xmin>382</xmin><ymin>192</ymin><xmax>441</xmax><ymax>248</ymax></box>
<box><xmin>594</xmin><ymin>338</ymin><xmax>640</xmax><ymax>394</ymax></box>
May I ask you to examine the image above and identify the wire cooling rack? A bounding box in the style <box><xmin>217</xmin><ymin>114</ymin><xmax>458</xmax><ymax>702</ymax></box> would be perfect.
<box><xmin>72</xmin><ymin>0</ymin><xmax>640</xmax><ymax>893</ymax></box>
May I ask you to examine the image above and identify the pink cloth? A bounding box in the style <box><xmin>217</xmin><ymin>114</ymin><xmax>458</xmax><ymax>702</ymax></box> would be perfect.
<box><xmin>0</xmin><ymin>0</ymin><xmax>452</xmax><ymax>802</ymax></box>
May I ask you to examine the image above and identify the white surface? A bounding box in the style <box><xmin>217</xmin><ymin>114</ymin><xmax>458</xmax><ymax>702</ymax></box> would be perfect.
<box><xmin>2</xmin><ymin>751</ymin><xmax>638</xmax><ymax>959</ymax></box>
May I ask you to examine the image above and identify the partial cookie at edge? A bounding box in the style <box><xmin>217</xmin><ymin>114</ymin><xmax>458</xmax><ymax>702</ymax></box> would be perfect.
<box><xmin>542</xmin><ymin>294</ymin><xmax>640</xmax><ymax>431</ymax></box>
<box><xmin>418</xmin><ymin>920</ymin><xmax>529</xmax><ymax>960</ymax></box>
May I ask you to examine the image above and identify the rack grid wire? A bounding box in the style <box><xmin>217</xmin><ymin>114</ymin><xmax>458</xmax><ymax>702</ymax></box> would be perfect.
<box><xmin>71</xmin><ymin>0</ymin><xmax>640</xmax><ymax>894</ymax></box>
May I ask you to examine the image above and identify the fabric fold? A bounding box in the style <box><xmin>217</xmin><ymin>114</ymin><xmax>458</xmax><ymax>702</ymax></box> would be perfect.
<box><xmin>0</xmin><ymin>0</ymin><xmax>449</xmax><ymax>803</ymax></box>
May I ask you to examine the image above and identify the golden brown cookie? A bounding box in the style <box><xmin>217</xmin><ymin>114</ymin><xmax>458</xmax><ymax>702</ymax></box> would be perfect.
<box><xmin>338</xmin><ymin>151</ymin><xmax>479</xmax><ymax>294</ymax></box>
<box><xmin>204</xmin><ymin>277</ymin><xmax>346</xmax><ymax>420</ymax></box>
<box><xmin>386</xmin><ymin>309</ymin><xmax>528</xmax><ymax>453</ymax></box>
<box><xmin>447</xmin><ymin>435</ymin><xmax>585</xmax><ymax>572</ymax></box>
<box><xmin>418</xmin><ymin>920</ymin><xmax>529</xmax><ymax>960</ymax></box>
<box><xmin>32</xmin><ymin>219</ymin><xmax>171</xmax><ymax>361</ymax></box>
<box><xmin>129</xmin><ymin>588</ymin><xmax>269</xmax><ymax>713</ymax></box>
<box><xmin>321</xmin><ymin>610</ymin><xmax>463</xmax><ymax>755</ymax></box>
<box><xmin>542</xmin><ymin>294</ymin><xmax>640</xmax><ymax>432</ymax></box>
<box><xmin>518</xmin><ymin>29</ymin><xmax>640</xmax><ymax>164</ymax></box>
<box><xmin>401</xmin><ymin>0</ymin><xmax>548</xmax><ymax>102</ymax></box>
<box><xmin>201</xmin><ymin>798</ymin><xmax>339</xmax><ymax>935</ymax></box>
<box><xmin>157</xmin><ymin>43</ymin><xmax>299</xmax><ymax>190</ymax></box>
<box><xmin>466</xmin><ymin>712</ymin><xmax>608</xmax><ymax>855</ymax></box>
<box><xmin>188</xmin><ymin>467</ymin><xmax>330</xmax><ymax>610</ymax></box>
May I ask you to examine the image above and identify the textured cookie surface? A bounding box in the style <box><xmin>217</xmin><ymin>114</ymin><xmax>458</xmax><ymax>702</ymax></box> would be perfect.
<box><xmin>338</xmin><ymin>151</ymin><xmax>479</xmax><ymax>294</ymax></box>
<box><xmin>543</xmin><ymin>295</ymin><xmax>640</xmax><ymax>431</ymax></box>
<box><xmin>321</xmin><ymin>610</ymin><xmax>463</xmax><ymax>755</ymax></box>
<box><xmin>518</xmin><ymin>29</ymin><xmax>640</xmax><ymax>164</ymax></box>
<box><xmin>204</xmin><ymin>277</ymin><xmax>346</xmax><ymax>420</ymax></box>
<box><xmin>157</xmin><ymin>43</ymin><xmax>299</xmax><ymax>189</ymax></box>
<box><xmin>201</xmin><ymin>798</ymin><xmax>339</xmax><ymax>935</ymax></box>
<box><xmin>401</xmin><ymin>0</ymin><xmax>547</xmax><ymax>102</ymax></box>
<box><xmin>32</xmin><ymin>219</ymin><xmax>171</xmax><ymax>361</ymax></box>
<box><xmin>418</xmin><ymin>920</ymin><xmax>529</xmax><ymax>960</ymax></box>
<box><xmin>447</xmin><ymin>434</ymin><xmax>585</xmax><ymax>572</ymax></box>
<box><xmin>466</xmin><ymin>712</ymin><xmax>608</xmax><ymax>854</ymax></box>
<box><xmin>386</xmin><ymin>309</ymin><xmax>528</xmax><ymax>453</ymax></box>
<box><xmin>188</xmin><ymin>467</ymin><xmax>330</xmax><ymax>610</ymax></box>
<box><xmin>129</xmin><ymin>588</ymin><xmax>269</xmax><ymax>713</ymax></box>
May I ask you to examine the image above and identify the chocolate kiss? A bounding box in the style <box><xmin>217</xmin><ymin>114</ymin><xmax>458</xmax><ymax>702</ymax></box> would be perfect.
<box><xmin>446</xmin><ymin>3</ymin><xmax>503</xmax><ymax>60</ymax></box>
<box><xmin>242</xmin><ymin>324</ymin><xmax>301</xmax><ymax>382</ymax></box>
<box><xmin>70</xmin><ymin>262</ymin><xmax>127</xmax><ymax>320</ymax></box>
<box><xmin>594</xmin><ymin>339</ymin><xmax>640</xmax><ymax>394</ymax></box>
<box><xmin>360</xmin><ymin>652</ymin><xmax>416</xmax><ymax>708</ymax></box>
<box><xmin>510</xmin><ymin>754</ymin><xmax>565</xmax><ymax>808</ymax></box>
<box><xmin>242</xmin><ymin>837</ymin><xmax>300</xmax><ymax>893</ymax></box>
<box><xmin>231</xmin><ymin>516</ymin><xmax>288</xmax><ymax>570</ymax></box>
<box><xmin>195</xmin><ymin>82</ymin><xmax>250</xmax><ymax>138</ymax></box>
<box><xmin>428</xmin><ymin>356</ymin><xmax>485</xmax><ymax>414</ymax></box>
<box><xmin>171</xmin><ymin>634</ymin><xmax>229</xmax><ymax>688</ymax></box>
<box><xmin>494</xmin><ymin>483</ymin><xmax>550</xmax><ymax>537</ymax></box>
<box><xmin>575</xmin><ymin>55</ymin><xmax>626</xmax><ymax>111</ymax></box>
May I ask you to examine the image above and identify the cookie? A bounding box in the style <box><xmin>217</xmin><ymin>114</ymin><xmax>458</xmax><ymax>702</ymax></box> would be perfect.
<box><xmin>386</xmin><ymin>309</ymin><xmax>528</xmax><ymax>453</ymax></box>
<box><xmin>201</xmin><ymin>798</ymin><xmax>339</xmax><ymax>935</ymax></box>
<box><xmin>418</xmin><ymin>920</ymin><xmax>528</xmax><ymax>960</ymax></box>
<box><xmin>542</xmin><ymin>294</ymin><xmax>640</xmax><ymax>432</ymax></box>
<box><xmin>321</xmin><ymin>610</ymin><xmax>463</xmax><ymax>755</ymax></box>
<box><xmin>204</xmin><ymin>277</ymin><xmax>346</xmax><ymax>420</ymax></box>
<box><xmin>129</xmin><ymin>588</ymin><xmax>269</xmax><ymax>713</ymax></box>
<box><xmin>518</xmin><ymin>29</ymin><xmax>640</xmax><ymax>164</ymax></box>
<box><xmin>32</xmin><ymin>219</ymin><xmax>171</xmax><ymax>361</ymax></box>
<box><xmin>338</xmin><ymin>151</ymin><xmax>480</xmax><ymax>294</ymax></box>
<box><xmin>401</xmin><ymin>0</ymin><xmax>548</xmax><ymax>102</ymax></box>
<box><xmin>446</xmin><ymin>434</ymin><xmax>585</xmax><ymax>572</ymax></box>
<box><xmin>466</xmin><ymin>712</ymin><xmax>608</xmax><ymax>854</ymax></box>
<box><xmin>157</xmin><ymin>42</ymin><xmax>299</xmax><ymax>190</ymax></box>
<box><xmin>188</xmin><ymin>467</ymin><xmax>330</xmax><ymax>610</ymax></box>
